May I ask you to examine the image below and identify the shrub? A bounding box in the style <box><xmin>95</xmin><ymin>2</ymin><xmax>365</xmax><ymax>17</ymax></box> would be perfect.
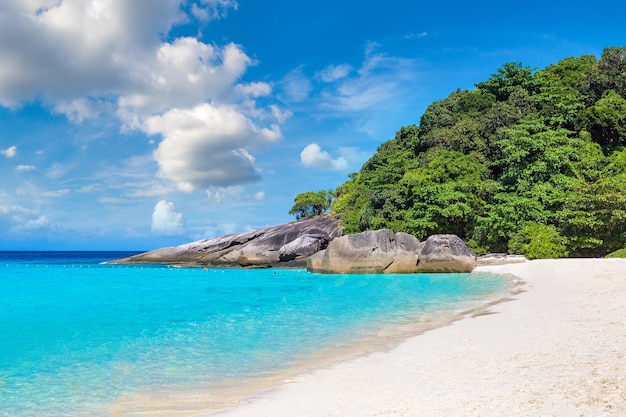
<box><xmin>509</xmin><ymin>223</ymin><xmax>568</xmax><ymax>259</ymax></box>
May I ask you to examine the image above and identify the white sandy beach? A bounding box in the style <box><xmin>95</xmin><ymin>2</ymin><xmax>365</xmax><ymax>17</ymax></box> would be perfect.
<box><xmin>201</xmin><ymin>259</ymin><xmax>626</xmax><ymax>417</ymax></box>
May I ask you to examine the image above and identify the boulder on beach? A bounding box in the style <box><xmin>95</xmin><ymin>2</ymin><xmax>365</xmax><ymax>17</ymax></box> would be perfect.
<box><xmin>113</xmin><ymin>216</ymin><xmax>476</xmax><ymax>273</ymax></box>
<box><xmin>307</xmin><ymin>230</ymin><xmax>476</xmax><ymax>274</ymax></box>
<box><xmin>415</xmin><ymin>234</ymin><xmax>477</xmax><ymax>272</ymax></box>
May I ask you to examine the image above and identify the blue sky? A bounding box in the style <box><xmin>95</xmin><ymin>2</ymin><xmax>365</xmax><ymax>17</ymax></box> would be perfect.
<box><xmin>0</xmin><ymin>0</ymin><xmax>624</xmax><ymax>250</ymax></box>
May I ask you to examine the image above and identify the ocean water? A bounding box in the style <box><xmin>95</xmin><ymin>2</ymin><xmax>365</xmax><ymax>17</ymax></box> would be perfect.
<box><xmin>0</xmin><ymin>251</ymin><xmax>512</xmax><ymax>416</ymax></box>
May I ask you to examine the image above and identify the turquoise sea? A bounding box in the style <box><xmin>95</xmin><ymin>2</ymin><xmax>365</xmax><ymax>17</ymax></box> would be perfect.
<box><xmin>0</xmin><ymin>251</ymin><xmax>512</xmax><ymax>416</ymax></box>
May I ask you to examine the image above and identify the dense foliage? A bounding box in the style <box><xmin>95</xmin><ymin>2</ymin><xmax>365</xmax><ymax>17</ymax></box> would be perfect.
<box><xmin>326</xmin><ymin>46</ymin><xmax>626</xmax><ymax>258</ymax></box>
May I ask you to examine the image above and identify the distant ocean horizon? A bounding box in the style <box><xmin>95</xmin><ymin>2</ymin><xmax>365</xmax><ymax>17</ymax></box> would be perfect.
<box><xmin>0</xmin><ymin>251</ymin><xmax>513</xmax><ymax>416</ymax></box>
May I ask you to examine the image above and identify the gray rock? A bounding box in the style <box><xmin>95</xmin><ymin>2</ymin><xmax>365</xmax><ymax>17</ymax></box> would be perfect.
<box><xmin>384</xmin><ymin>232</ymin><xmax>424</xmax><ymax>273</ymax></box>
<box><xmin>112</xmin><ymin>215</ymin><xmax>476</xmax><ymax>273</ymax></box>
<box><xmin>416</xmin><ymin>234</ymin><xmax>477</xmax><ymax>272</ymax></box>
<box><xmin>112</xmin><ymin>214</ymin><xmax>341</xmax><ymax>268</ymax></box>
<box><xmin>308</xmin><ymin>230</ymin><xmax>426</xmax><ymax>274</ymax></box>
<box><xmin>308</xmin><ymin>231</ymin><xmax>475</xmax><ymax>274</ymax></box>
<box><xmin>309</xmin><ymin>229</ymin><xmax>397</xmax><ymax>274</ymax></box>
<box><xmin>279</xmin><ymin>233</ymin><xmax>330</xmax><ymax>262</ymax></box>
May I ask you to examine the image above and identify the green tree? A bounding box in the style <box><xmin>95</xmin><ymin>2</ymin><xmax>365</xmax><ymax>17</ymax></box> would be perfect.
<box><xmin>472</xmin><ymin>193</ymin><xmax>548</xmax><ymax>253</ymax></box>
<box><xmin>509</xmin><ymin>223</ymin><xmax>568</xmax><ymax>259</ymax></box>
<box><xmin>578</xmin><ymin>90</ymin><xmax>626</xmax><ymax>148</ymax></box>
<box><xmin>330</xmin><ymin>47</ymin><xmax>626</xmax><ymax>257</ymax></box>
<box><xmin>289</xmin><ymin>190</ymin><xmax>332</xmax><ymax>219</ymax></box>
<box><xmin>582</xmin><ymin>46</ymin><xmax>626</xmax><ymax>102</ymax></box>
<box><xmin>475</xmin><ymin>62</ymin><xmax>540</xmax><ymax>101</ymax></box>
<box><xmin>397</xmin><ymin>149</ymin><xmax>497</xmax><ymax>239</ymax></box>
<box><xmin>557</xmin><ymin>149</ymin><xmax>626</xmax><ymax>256</ymax></box>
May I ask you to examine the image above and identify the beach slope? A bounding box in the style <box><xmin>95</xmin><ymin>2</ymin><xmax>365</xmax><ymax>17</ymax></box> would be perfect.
<box><xmin>205</xmin><ymin>259</ymin><xmax>626</xmax><ymax>417</ymax></box>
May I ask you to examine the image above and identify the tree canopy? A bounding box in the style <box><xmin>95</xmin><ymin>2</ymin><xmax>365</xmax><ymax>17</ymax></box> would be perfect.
<box><xmin>289</xmin><ymin>190</ymin><xmax>333</xmax><ymax>219</ymax></box>
<box><xmin>293</xmin><ymin>46</ymin><xmax>626</xmax><ymax>258</ymax></box>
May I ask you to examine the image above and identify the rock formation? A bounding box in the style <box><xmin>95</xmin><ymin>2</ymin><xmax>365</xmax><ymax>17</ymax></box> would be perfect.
<box><xmin>415</xmin><ymin>234</ymin><xmax>477</xmax><ymax>272</ymax></box>
<box><xmin>113</xmin><ymin>214</ymin><xmax>342</xmax><ymax>268</ymax></box>
<box><xmin>307</xmin><ymin>231</ymin><xmax>476</xmax><ymax>274</ymax></box>
<box><xmin>113</xmin><ymin>218</ymin><xmax>477</xmax><ymax>273</ymax></box>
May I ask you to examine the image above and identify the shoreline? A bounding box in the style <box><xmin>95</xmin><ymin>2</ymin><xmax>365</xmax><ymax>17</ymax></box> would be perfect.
<box><xmin>195</xmin><ymin>259</ymin><xmax>626</xmax><ymax>417</ymax></box>
<box><xmin>109</xmin><ymin>270</ymin><xmax>519</xmax><ymax>416</ymax></box>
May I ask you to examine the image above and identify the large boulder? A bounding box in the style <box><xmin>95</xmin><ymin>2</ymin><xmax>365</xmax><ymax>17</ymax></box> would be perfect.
<box><xmin>308</xmin><ymin>229</ymin><xmax>425</xmax><ymax>274</ymax></box>
<box><xmin>113</xmin><ymin>214</ymin><xmax>341</xmax><ymax>268</ymax></box>
<box><xmin>416</xmin><ymin>234</ymin><xmax>477</xmax><ymax>272</ymax></box>
<box><xmin>384</xmin><ymin>232</ymin><xmax>424</xmax><ymax>273</ymax></box>
<box><xmin>308</xmin><ymin>231</ymin><xmax>475</xmax><ymax>274</ymax></box>
<box><xmin>308</xmin><ymin>229</ymin><xmax>397</xmax><ymax>274</ymax></box>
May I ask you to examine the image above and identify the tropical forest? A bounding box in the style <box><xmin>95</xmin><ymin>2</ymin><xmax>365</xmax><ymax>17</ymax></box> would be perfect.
<box><xmin>292</xmin><ymin>46</ymin><xmax>626</xmax><ymax>259</ymax></box>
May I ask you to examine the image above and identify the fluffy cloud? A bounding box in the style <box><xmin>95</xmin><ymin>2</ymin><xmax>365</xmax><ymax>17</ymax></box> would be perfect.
<box><xmin>117</xmin><ymin>38</ymin><xmax>260</xmax><ymax>122</ymax></box>
<box><xmin>1</xmin><ymin>146</ymin><xmax>17</xmax><ymax>158</ymax></box>
<box><xmin>147</xmin><ymin>103</ymin><xmax>281</xmax><ymax>191</ymax></box>
<box><xmin>0</xmin><ymin>1</ymin><xmax>285</xmax><ymax>190</ymax></box>
<box><xmin>0</xmin><ymin>0</ymin><xmax>186</xmax><ymax>107</ymax></box>
<box><xmin>151</xmin><ymin>200</ymin><xmax>186</xmax><ymax>236</ymax></box>
<box><xmin>300</xmin><ymin>144</ymin><xmax>348</xmax><ymax>171</ymax></box>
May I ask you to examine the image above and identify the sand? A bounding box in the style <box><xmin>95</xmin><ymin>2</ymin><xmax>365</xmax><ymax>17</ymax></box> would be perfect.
<box><xmin>201</xmin><ymin>259</ymin><xmax>626</xmax><ymax>417</ymax></box>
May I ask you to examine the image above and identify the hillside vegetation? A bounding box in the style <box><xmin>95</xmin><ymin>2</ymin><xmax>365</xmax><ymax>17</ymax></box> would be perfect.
<box><xmin>324</xmin><ymin>46</ymin><xmax>626</xmax><ymax>258</ymax></box>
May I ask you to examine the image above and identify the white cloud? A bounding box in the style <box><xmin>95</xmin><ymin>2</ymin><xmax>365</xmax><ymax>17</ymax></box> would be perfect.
<box><xmin>147</xmin><ymin>103</ymin><xmax>281</xmax><ymax>191</ymax></box>
<box><xmin>41</xmin><ymin>188</ymin><xmax>70</xmax><ymax>198</ymax></box>
<box><xmin>1</xmin><ymin>146</ymin><xmax>17</xmax><ymax>158</ymax></box>
<box><xmin>0</xmin><ymin>204</ymin><xmax>51</xmax><ymax>234</ymax></box>
<box><xmin>321</xmin><ymin>51</ymin><xmax>416</xmax><ymax>114</ymax></box>
<box><xmin>206</xmin><ymin>190</ymin><xmax>224</xmax><ymax>204</ymax></box>
<box><xmin>54</xmin><ymin>98</ymin><xmax>110</xmax><ymax>123</ymax></box>
<box><xmin>151</xmin><ymin>200</ymin><xmax>186</xmax><ymax>236</ymax></box>
<box><xmin>317</xmin><ymin>64</ymin><xmax>352</xmax><ymax>83</ymax></box>
<box><xmin>46</xmin><ymin>163</ymin><xmax>70</xmax><ymax>179</ymax></box>
<box><xmin>279</xmin><ymin>67</ymin><xmax>313</xmax><ymax>102</ymax></box>
<box><xmin>191</xmin><ymin>0</ymin><xmax>238</xmax><ymax>23</ymax></box>
<box><xmin>117</xmin><ymin>38</ymin><xmax>259</xmax><ymax>121</ymax></box>
<box><xmin>270</xmin><ymin>105</ymin><xmax>292</xmax><ymax>124</ymax></box>
<box><xmin>13</xmin><ymin>215</ymin><xmax>51</xmax><ymax>232</ymax></box>
<box><xmin>0</xmin><ymin>1</ymin><xmax>286</xmax><ymax>191</ymax></box>
<box><xmin>204</xmin><ymin>186</ymin><xmax>265</xmax><ymax>203</ymax></box>
<box><xmin>300</xmin><ymin>143</ymin><xmax>348</xmax><ymax>171</ymax></box>
<box><xmin>16</xmin><ymin>164</ymin><xmax>36</xmax><ymax>172</ymax></box>
<box><xmin>404</xmin><ymin>32</ymin><xmax>428</xmax><ymax>39</ymax></box>
<box><xmin>0</xmin><ymin>0</ymin><xmax>188</xmax><ymax>107</ymax></box>
<box><xmin>76</xmin><ymin>184</ymin><xmax>100</xmax><ymax>193</ymax></box>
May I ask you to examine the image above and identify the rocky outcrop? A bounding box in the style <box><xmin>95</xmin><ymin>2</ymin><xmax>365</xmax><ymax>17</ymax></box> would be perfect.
<box><xmin>112</xmin><ymin>214</ymin><xmax>342</xmax><ymax>268</ymax></box>
<box><xmin>113</xmin><ymin>218</ymin><xmax>476</xmax><ymax>273</ymax></box>
<box><xmin>307</xmin><ymin>231</ymin><xmax>476</xmax><ymax>274</ymax></box>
